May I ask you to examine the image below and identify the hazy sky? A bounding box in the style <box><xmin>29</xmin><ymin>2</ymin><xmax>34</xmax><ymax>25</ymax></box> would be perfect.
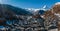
<box><xmin>1</xmin><ymin>0</ymin><xmax>60</xmax><ymax>8</ymax></box>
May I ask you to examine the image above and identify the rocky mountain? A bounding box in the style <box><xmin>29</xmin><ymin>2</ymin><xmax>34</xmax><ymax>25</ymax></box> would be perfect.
<box><xmin>42</xmin><ymin>2</ymin><xmax>60</xmax><ymax>30</ymax></box>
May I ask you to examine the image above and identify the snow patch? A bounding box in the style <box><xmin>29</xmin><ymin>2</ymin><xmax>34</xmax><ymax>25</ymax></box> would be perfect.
<box><xmin>55</xmin><ymin>2</ymin><xmax>60</xmax><ymax>5</ymax></box>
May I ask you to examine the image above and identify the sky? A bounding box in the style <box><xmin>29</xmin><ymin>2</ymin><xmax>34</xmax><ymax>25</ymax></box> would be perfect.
<box><xmin>1</xmin><ymin>0</ymin><xmax>60</xmax><ymax>8</ymax></box>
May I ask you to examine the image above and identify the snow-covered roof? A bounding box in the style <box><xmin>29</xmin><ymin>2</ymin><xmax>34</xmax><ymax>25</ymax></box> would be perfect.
<box><xmin>54</xmin><ymin>13</ymin><xmax>60</xmax><ymax>17</ymax></box>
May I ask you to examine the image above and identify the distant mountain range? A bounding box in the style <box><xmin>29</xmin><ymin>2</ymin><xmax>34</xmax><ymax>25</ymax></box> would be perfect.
<box><xmin>0</xmin><ymin>4</ymin><xmax>46</xmax><ymax>17</ymax></box>
<box><xmin>25</xmin><ymin>8</ymin><xmax>46</xmax><ymax>15</ymax></box>
<box><xmin>0</xmin><ymin>4</ymin><xmax>32</xmax><ymax>16</ymax></box>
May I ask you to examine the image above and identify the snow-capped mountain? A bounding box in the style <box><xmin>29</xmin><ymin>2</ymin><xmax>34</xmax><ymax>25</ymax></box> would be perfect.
<box><xmin>24</xmin><ymin>6</ymin><xmax>48</xmax><ymax>15</ymax></box>
<box><xmin>25</xmin><ymin>5</ymin><xmax>48</xmax><ymax>13</ymax></box>
<box><xmin>25</xmin><ymin>8</ymin><xmax>40</xmax><ymax>13</ymax></box>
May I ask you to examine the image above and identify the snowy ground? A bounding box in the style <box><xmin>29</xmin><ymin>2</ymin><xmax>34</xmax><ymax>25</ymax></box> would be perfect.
<box><xmin>48</xmin><ymin>28</ymin><xmax>58</xmax><ymax>31</ymax></box>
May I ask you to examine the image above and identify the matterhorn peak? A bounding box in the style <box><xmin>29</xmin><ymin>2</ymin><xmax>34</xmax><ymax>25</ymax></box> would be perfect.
<box><xmin>43</xmin><ymin>5</ymin><xmax>46</xmax><ymax>9</ymax></box>
<box><xmin>55</xmin><ymin>2</ymin><xmax>60</xmax><ymax>5</ymax></box>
